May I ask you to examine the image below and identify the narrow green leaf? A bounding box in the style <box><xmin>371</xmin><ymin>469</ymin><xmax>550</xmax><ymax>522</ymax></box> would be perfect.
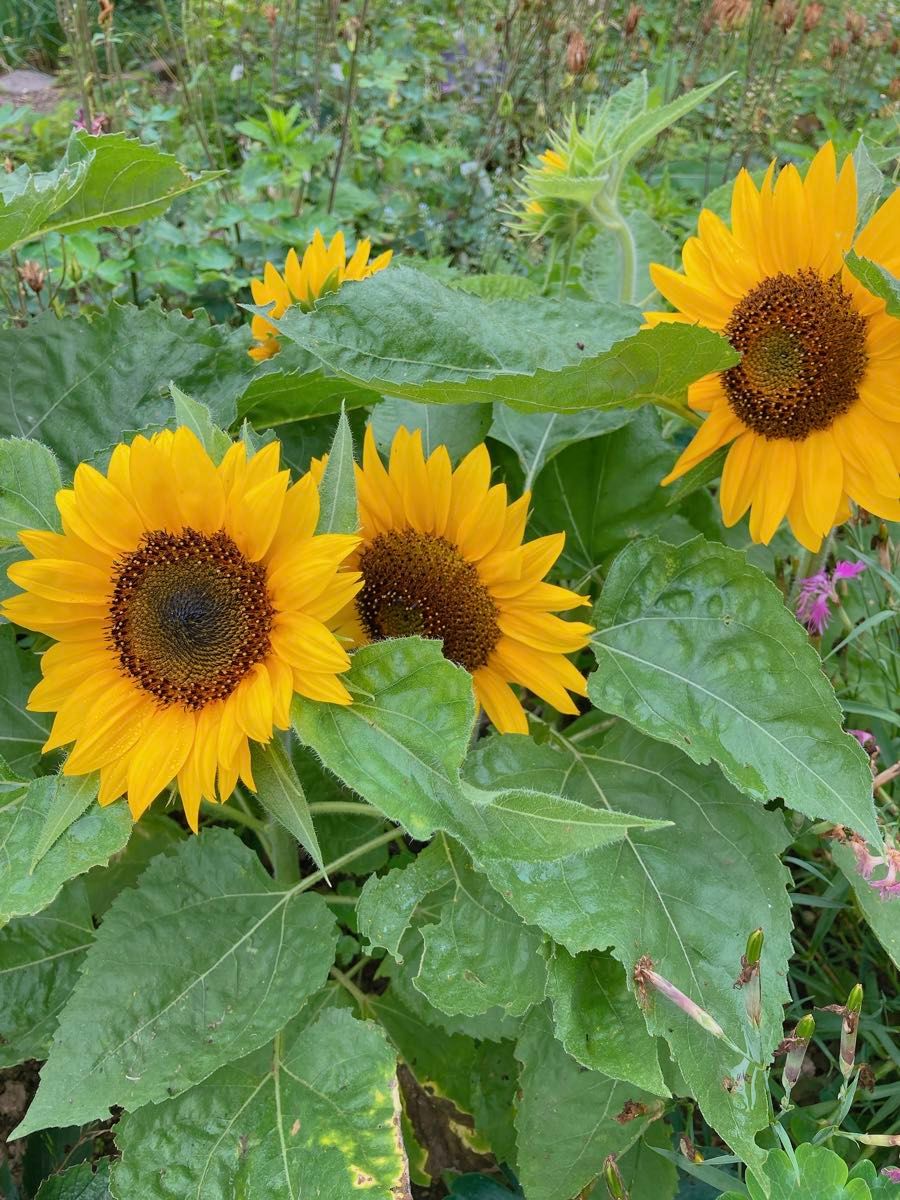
<box><xmin>15</xmin><ymin>829</ymin><xmax>338</xmax><ymax>1134</ymax></box>
<box><xmin>0</xmin><ymin>879</ymin><xmax>94</xmax><ymax>1067</ymax></box>
<box><xmin>457</xmin><ymin>779</ymin><xmax>670</xmax><ymax>862</ymax></box>
<box><xmin>514</xmin><ymin>1005</ymin><xmax>660</xmax><ymax>1200</ymax></box>
<box><xmin>251</xmin><ymin>738</ymin><xmax>324</xmax><ymax>870</ymax></box>
<box><xmin>588</xmin><ymin>535</ymin><xmax>879</xmax><ymax>843</ymax></box>
<box><xmin>0</xmin><ymin>437</ymin><xmax>62</xmax><ymax>548</ymax></box>
<box><xmin>316</xmin><ymin>407</ymin><xmax>359</xmax><ymax>534</ymax></box>
<box><xmin>612</xmin><ymin>75</ymin><xmax>732</xmax><ymax>177</ymax></box>
<box><xmin>465</xmin><ymin>721</ymin><xmax>793</xmax><ymax>1176</ymax></box>
<box><xmin>276</xmin><ymin>267</ymin><xmax>736</xmax><ymax>413</ymax></box>
<box><xmin>845</xmin><ymin>250</ymin><xmax>900</xmax><ymax>317</ymax></box>
<box><xmin>0</xmin><ymin>774</ymin><xmax>131</xmax><ymax>927</ymax></box>
<box><xmin>111</xmin><ymin>1007</ymin><xmax>409</xmax><ymax>1200</ymax></box>
<box><xmin>545</xmin><ymin>946</ymin><xmax>667</xmax><ymax>1095</ymax></box>
<box><xmin>169</xmin><ymin>383</ymin><xmax>232</xmax><ymax>463</ymax></box>
<box><xmin>30</xmin><ymin>773</ymin><xmax>100</xmax><ymax>871</ymax></box>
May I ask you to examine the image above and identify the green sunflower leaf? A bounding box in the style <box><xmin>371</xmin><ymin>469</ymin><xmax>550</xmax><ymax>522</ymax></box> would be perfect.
<box><xmin>372</xmin><ymin>398</ymin><xmax>493</xmax><ymax>464</ymax></box>
<box><xmin>169</xmin><ymin>384</ymin><xmax>232</xmax><ymax>463</ymax></box>
<box><xmin>0</xmin><ymin>304</ymin><xmax>251</xmax><ymax>474</ymax></box>
<box><xmin>362</xmin><ymin>836</ymin><xmax>548</xmax><ymax>1019</ymax></box>
<box><xmin>0</xmin><ymin>131</ymin><xmax>218</xmax><ymax>254</ymax></box>
<box><xmin>293</xmin><ymin>638</ymin><xmax>657</xmax><ymax>857</ymax></box>
<box><xmin>488</xmin><ymin>405</ymin><xmax>636</xmax><ymax>491</ymax></box>
<box><xmin>0</xmin><ymin>437</ymin><xmax>63</xmax><ymax>548</ymax></box>
<box><xmin>588</xmin><ymin>535</ymin><xmax>880</xmax><ymax>843</ymax></box>
<box><xmin>111</xmin><ymin>1006</ymin><xmax>409</xmax><ymax>1200</ymax></box>
<box><xmin>544</xmin><ymin>946</ymin><xmax>667</xmax><ymax>1095</ymax></box>
<box><xmin>275</xmin><ymin>267</ymin><xmax>736</xmax><ymax>413</ymax></box>
<box><xmin>292</xmin><ymin>637</ymin><xmax>476</xmax><ymax>840</ymax></box>
<box><xmin>528</xmin><ymin>407</ymin><xmax>679</xmax><ymax>574</ymax></box>
<box><xmin>845</xmin><ymin>250</ymin><xmax>900</xmax><ymax>318</ymax></box>
<box><xmin>30</xmin><ymin>773</ymin><xmax>101</xmax><ymax>870</ymax></box>
<box><xmin>0</xmin><ymin>623</ymin><xmax>50</xmax><ymax>773</ymax></box>
<box><xmin>14</xmin><ymin>828</ymin><xmax>338</xmax><ymax>1135</ymax></box>
<box><xmin>0</xmin><ymin>772</ymin><xmax>131</xmax><ymax>927</ymax></box>
<box><xmin>0</xmin><ymin>878</ymin><xmax>94</xmax><ymax>1067</ymax></box>
<box><xmin>35</xmin><ymin>1160</ymin><xmax>112</xmax><ymax>1199</ymax></box>
<box><xmin>251</xmin><ymin>737</ymin><xmax>324</xmax><ymax>871</ymax></box>
<box><xmin>316</xmin><ymin>406</ymin><xmax>359</xmax><ymax>534</ymax></box>
<box><xmin>514</xmin><ymin>1005</ymin><xmax>662</xmax><ymax>1200</ymax></box>
<box><xmin>464</xmin><ymin>721</ymin><xmax>793</xmax><ymax>1177</ymax></box>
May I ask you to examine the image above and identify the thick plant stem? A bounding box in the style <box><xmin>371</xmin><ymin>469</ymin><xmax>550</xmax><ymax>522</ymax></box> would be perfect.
<box><xmin>610</xmin><ymin>215</ymin><xmax>637</xmax><ymax>305</ymax></box>
<box><xmin>307</xmin><ymin>801</ymin><xmax>379</xmax><ymax>817</ymax></box>
<box><xmin>268</xmin><ymin>820</ymin><xmax>301</xmax><ymax>886</ymax></box>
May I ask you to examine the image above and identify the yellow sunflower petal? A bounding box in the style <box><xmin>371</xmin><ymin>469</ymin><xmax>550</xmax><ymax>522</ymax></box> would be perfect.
<box><xmin>473</xmin><ymin>666</ymin><xmax>528</xmax><ymax>735</ymax></box>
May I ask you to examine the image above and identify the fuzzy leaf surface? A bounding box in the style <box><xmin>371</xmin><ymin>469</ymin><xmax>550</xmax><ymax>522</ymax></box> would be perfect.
<box><xmin>16</xmin><ymin>829</ymin><xmax>338</xmax><ymax>1134</ymax></box>
<box><xmin>514</xmin><ymin>1006</ymin><xmax>659</xmax><ymax>1200</ymax></box>
<box><xmin>251</xmin><ymin>739</ymin><xmax>324</xmax><ymax>870</ymax></box>
<box><xmin>0</xmin><ymin>774</ymin><xmax>131</xmax><ymax>926</ymax></box>
<box><xmin>316</xmin><ymin>406</ymin><xmax>359</xmax><ymax>534</ymax></box>
<box><xmin>111</xmin><ymin>1006</ymin><xmax>408</xmax><ymax>1200</ymax></box>
<box><xmin>0</xmin><ymin>437</ymin><xmax>62</xmax><ymax>548</ymax></box>
<box><xmin>588</xmin><ymin>536</ymin><xmax>879</xmax><ymax>842</ymax></box>
<box><xmin>0</xmin><ymin>305</ymin><xmax>251</xmax><ymax>473</ymax></box>
<box><xmin>35</xmin><ymin>1161</ymin><xmax>112</xmax><ymax>1200</ymax></box>
<box><xmin>276</xmin><ymin>268</ymin><xmax>736</xmax><ymax>412</ymax></box>
<box><xmin>0</xmin><ymin>878</ymin><xmax>94</xmax><ymax>1066</ymax></box>
<box><xmin>465</xmin><ymin>722</ymin><xmax>793</xmax><ymax>1174</ymax></box>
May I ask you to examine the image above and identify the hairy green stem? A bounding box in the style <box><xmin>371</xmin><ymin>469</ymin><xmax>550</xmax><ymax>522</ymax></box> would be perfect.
<box><xmin>307</xmin><ymin>801</ymin><xmax>379</xmax><ymax>817</ymax></box>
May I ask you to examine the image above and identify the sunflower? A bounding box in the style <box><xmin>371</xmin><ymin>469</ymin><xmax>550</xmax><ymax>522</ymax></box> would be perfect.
<box><xmin>330</xmin><ymin>426</ymin><xmax>592</xmax><ymax>735</ymax></box>
<box><xmin>2</xmin><ymin>429</ymin><xmax>361</xmax><ymax>830</ymax></box>
<box><xmin>248</xmin><ymin>229</ymin><xmax>392</xmax><ymax>361</ymax></box>
<box><xmin>646</xmin><ymin>141</ymin><xmax>900</xmax><ymax>550</ymax></box>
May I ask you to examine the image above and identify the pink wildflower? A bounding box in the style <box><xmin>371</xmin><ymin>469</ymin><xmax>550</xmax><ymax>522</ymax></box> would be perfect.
<box><xmin>882</xmin><ymin>1166</ymin><xmax>900</xmax><ymax>1182</ymax></box>
<box><xmin>795</xmin><ymin>560</ymin><xmax>866</xmax><ymax>635</ymax></box>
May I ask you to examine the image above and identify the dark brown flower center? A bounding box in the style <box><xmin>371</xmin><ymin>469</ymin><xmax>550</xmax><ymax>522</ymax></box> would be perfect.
<box><xmin>109</xmin><ymin>529</ymin><xmax>273</xmax><ymax>709</ymax></box>
<box><xmin>723</xmin><ymin>269</ymin><xmax>868</xmax><ymax>440</ymax></box>
<box><xmin>356</xmin><ymin>528</ymin><xmax>500</xmax><ymax>672</ymax></box>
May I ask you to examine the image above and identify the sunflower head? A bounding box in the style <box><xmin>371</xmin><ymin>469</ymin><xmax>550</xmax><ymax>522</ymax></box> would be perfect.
<box><xmin>2</xmin><ymin>428</ymin><xmax>362</xmax><ymax>830</ymax></box>
<box><xmin>645</xmin><ymin>141</ymin><xmax>900</xmax><ymax>549</ymax></box>
<box><xmin>248</xmin><ymin>229</ymin><xmax>392</xmax><ymax>361</ymax></box>
<box><xmin>340</xmin><ymin>425</ymin><xmax>593</xmax><ymax>735</ymax></box>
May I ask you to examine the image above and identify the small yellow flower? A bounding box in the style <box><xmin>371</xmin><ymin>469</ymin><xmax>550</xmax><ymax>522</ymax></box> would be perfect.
<box><xmin>538</xmin><ymin>148</ymin><xmax>568</xmax><ymax>173</ymax></box>
<box><xmin>324</xmin><ymin>426</ymin><xmax>593</xmax><ymax>735</ymax></box>
<box><xmin>646</xmin><ymin>142</ymin><xmax>900</xmax><ymax>549</ymax></box>
<box><xmin>2</xmin><ymin>429</ymin><xmax>361</xmax><ymax>830</ymax></box>
<box><xmin>249</xmin><ymin>229</ymin><xmax>392</xmax><ymax>361</ymax></box>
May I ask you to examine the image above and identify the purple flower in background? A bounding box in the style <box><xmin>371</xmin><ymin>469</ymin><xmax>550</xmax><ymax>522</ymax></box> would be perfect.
<box><xmin>795</xmin><ymin>560</ymin><xmax>866</xmax><ymax>635</ymax></box>
<box><xmin>882</xmin><ymin>1167</ymin><xmax>900</xmax><ymax>1182</ymax></box>
<box><xmin>73</xmin><ymin>108</ymin><xmax>111</xmax><ymax>136</ymax></box>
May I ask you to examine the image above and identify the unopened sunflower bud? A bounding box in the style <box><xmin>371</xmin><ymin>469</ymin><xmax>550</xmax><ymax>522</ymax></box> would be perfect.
<box><xmin>803</xmin><ymin>1</ymin><xmax>824</xmax><ymax>31</ymax></box>
<box><xmin>603</xmin><ymin>1155</ymin><xmax>629</xmax><ymax>1199</ymax></box>
<box><xmin>634</xmin><ymin>956</ymin><xmax>726</xmax><ymax>1040</ymax></box>
<box><xmin>567</xmin><ymin>29</ymin><xmax>588</xmax><ymax>73</ymax></box>
<box><xmin>781</xmin><ymin>1014</ymin><xmax>815</xmax><ymax>1101</ymax></box>
<box><xmin>17</xmin><ymin>260</ymin><xmax>47</xmax><ymax>294</ymax></box>
<box><xmin>841</xmin><ymin>984</ymin><xmax>863</xmax><ymax>1080</ymax></box>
